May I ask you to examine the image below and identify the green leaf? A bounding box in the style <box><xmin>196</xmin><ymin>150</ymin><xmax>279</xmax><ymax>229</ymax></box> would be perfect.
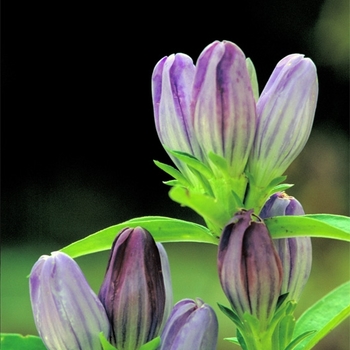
<box><xmin>293</xmin><ymin>281</ymin><xmax>350</xmax><ymax>350</ymax></box>
<box><xmin>166</xmin><ymin>149</ymin><xmax>214</xmax><ymax>179</ymax></box>
<box><xmin>273</xmin><ymin>315</ymin><xmax>295</xmax><ymax>350</ymax></box>
<box><xmin>207</xmin><ymin>151</ymin><xmax>229</xmax><ymax>173</ymax></box>
<box><xmin>223</xmin><ymin>337</ymin><xmax>240</xmax><ymax>345</ymax></box>
<box><xmin>0</xmin><ymin>334</ymin><xmax>46</xmax><ymax>350</ymax></box>
<box><xmin>265</xmin><ymin>214</ymin><xmax>350</xmax><ymax>242</ymax></box>
<box><xmin>270</xmin><ymin>183</ymin><xmax>294</xmax><ymax>194</ymax></box>
<box><xmin>267</xmin><ymin>175</ymin><xmax>288</xmax><ymax>189</ymax></box>
<box><xmin>217</xmin><ymin>303</ymin><xmax>242</xmax><ymax>326</ymax></box>
<box><xmin>60</xmin><ymin>216</ymin><xmax>218</xmax><ymax>258</ymax></box>
<box><xmin>236</xmin><ymin>329</ymin><xmax>248</xmax><ymax>350</ymax></box>
<box><xmin>99</xmin><ymin>332</ymin><xmax>118</xmax><ymax>349</ymax></box>
<box><xmin>275</xmin><ymin>293</ymin><xmax>289</xmax><ymax>311</ymax></box>
<box><xmin>139</xmin><ymin>337</ymin><xmax>161</xmax><ymax>350</ymax></box>
<box><xmin>153</xmin><ymin>160</ymin><xmax>189</xmax><ymax>186</ymax></box>
<box><xmin>169</xmin><ymin>186</ymin><xmax>230</xmax><ymax>235</ymax></box>
<box><xmin>284</xmin><ymin>331</ymin><xmax>315</xmax><ymax>350</ymax></box>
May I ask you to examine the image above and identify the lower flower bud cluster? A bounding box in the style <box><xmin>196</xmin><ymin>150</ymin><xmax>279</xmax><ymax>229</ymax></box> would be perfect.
<box><xmin>216</xmin><ymin>193</ymin><xmax>312</xmax><ymax>349</ymax></box>
<box><xmin>29</xmin><ymin>193</ymin><xmax>311</xmax><ymax>350</ymax></box>
<box><xmin>29</xmin><ymin>227</ymin><xmax>218</xmax><ymax>350</ymax></box>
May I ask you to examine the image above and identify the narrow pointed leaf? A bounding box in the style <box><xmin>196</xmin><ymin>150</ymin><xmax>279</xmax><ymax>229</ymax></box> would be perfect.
<box><xmin>139</xmin><ymin>337</ymin><xmax>161</xmax><ymax>350</ymax></box>
<box><xmin>153</xmin><ymin>160</ymin><xmax>189</xmax><ymax>186</ymax></box>
<box><xmin>265</xmin><ymin>214</ymin><xmax>350</xmax><ymax>241</ymax></box>
<box><xmin>293</xmin><ymin>281</ymin><xmax>350</xmax><ymax>350</ymax></box>
<box><xmin>99</xmin><ymin>333</ymin><xmax>118</xmax><ymax>350</ymax></box>
<box><xmin>223</xmin><ymin>337</ymin><xmax>240</xmax><ymax>345</ymax></box>
<box><xmin>60</xmin><ymin>216</ymin><xmax>217</xmax><ymax>258</ymax></box>
<box><xmin>284</xmin><ymin>331</ymin><xmax>315</xmax><ymax>350</ymax></box>
<box><xmin>167</xmin><ymin>149</ymin><xmax>213</xmax><ymax>178</ymax></box>
<box><xmin>217</xmin><ymin>303</ymin><xmax>242</xmax><ymax>326</ymax></box>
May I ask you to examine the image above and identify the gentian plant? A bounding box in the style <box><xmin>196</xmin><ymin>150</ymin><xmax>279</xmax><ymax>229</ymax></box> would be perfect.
<box><xmin>2</xmin><ymin>40</ymin><xmax>349</xmax><ymax>350</ymax></box>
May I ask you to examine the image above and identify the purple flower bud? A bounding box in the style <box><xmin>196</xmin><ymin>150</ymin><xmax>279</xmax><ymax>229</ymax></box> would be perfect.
<box><xmin>192</xmin><ymin>41</ymin><xmax>256</xmax><ymax>177</ymax></box>
<box><xmin>29</xmin><ymin>251</ymin><xmax>110</xmax><ymax>350</ymax></box>
<box><xmin>218</xmin><ymin>209</ymin><xmax>283</xmax><ymax>327</ymax></box>
<box><xmin>260</xmin><ymin>192</ymin><xmax>312</xmax><ymax>301</ymax></box>
<box><xmin>152</xmin><ymin>40</ymin><xmax>256</xmax><ymax>178</ymax></box>
<box><xmin>260</xmin><ymin>192</ymin><xmax>305</xmax><ymax>218</ymax></box>
<box><xmin>159</xmin><ymin>298</ymin><xmax>218</xmax><ymax>350</ymax></box>
<box><xmin>152</xmin><ymin>52</ymin><xmax>202</xmax><ymax>179</ymax></box>
<box><xmin>248</xmin><ymin>54</ymin><xmax>318</xmax><ymax>188</ymax></box>
<box><xmin>98</xmin><ymin>227</ymin><xmax>168</xmax><ymax>349</ymax></box>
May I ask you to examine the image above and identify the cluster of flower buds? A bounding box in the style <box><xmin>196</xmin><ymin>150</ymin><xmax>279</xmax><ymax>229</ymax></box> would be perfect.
<box><xmin>29</xmin><ymin>39</ymin><xmax>316</xmax><ymax>350</ymax></box>
<box><xmin>29</xmin><ymin>227</ymin><xmax>218</xmax><ymax>350</ymax></box>
<box><xmin>217</xmin><ymin>193</ymin><xmax>312</xmax><ymax>349</ymax></box>
<box><xmin>152</xmin><ymin>40</ymin><xmax>318</xmax><ymax>226</ymax></box>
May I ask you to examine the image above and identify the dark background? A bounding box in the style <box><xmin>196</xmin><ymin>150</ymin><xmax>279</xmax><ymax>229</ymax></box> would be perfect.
<box><xmin>2</xmin><ymin>1</ymin><xmax>349</xmax><ymax>349</ymax></box>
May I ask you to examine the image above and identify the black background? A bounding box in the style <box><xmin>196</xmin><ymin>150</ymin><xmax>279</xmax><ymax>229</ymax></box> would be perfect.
<box><xmin>2</xmin><ymin>1</ymin><xmax>349</xmax><ymax>247</ymax></box>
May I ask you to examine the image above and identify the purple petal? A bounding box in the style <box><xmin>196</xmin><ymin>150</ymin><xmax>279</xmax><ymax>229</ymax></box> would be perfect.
<box><xmin>217</xmin><ymin>209</ymin><xmax>254</xmax><ymax>316</ymax></box>
<box><xmin>260</xmin><ymin>192</ymin><xmax>312</xmax><ymax>301</ymax></box>
<box><xmin>218</xmin><ymin>209</ymin><xmax>283</xmax><ymax>325</ymax></box>
<box><xmin>99</xmin><ymin>227</ymin><xmax>166</xmax><ymax>349</ymax></box>
<box><xmin>249</xmin><ymin>54</ymin><xmax>318</xmax><ymax>187</ymax></box>
<box><xmin>193</xmin><ymin>41</ymin><xmax>256</xmax><ymax>175</ymax></box>
<box><xmin>152</xmin><ymin>53</ymin><xmax>200</xmax><ymax>159</ymax></box>
<box><xmin>243</xmin><ymin>221</ymin><xmax>283</xmax><ymax>322</ymax></box>
<box><xmin>160</xmin><ymin>298</ymin><xmax>218</xmax><ymax>350</ymax></box>
<box><xmin>29</xmin><ymin>252</ymin><xmax>110</xmax><ymax>350</ymax></box>
<box><xmin>274</xmin><ymin>236</ymin><xmax>312</xmax><ymax>301</ymax></box>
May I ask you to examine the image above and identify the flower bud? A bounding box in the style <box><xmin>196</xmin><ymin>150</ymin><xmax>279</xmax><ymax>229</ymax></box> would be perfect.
<box><xmin>260</xmin><ymin>192</ymin><xmax>312</xmax><ymax>301</ymax></box>
<box><xmin>152</xmin><ymin>40</ymin><xmax>256</xmax><ymax>179</ymax></box>
<box><xmin>218</xmin><ymin>209</ymin><xmax>283</xmax><ymax>327</ymax></box>
<box><xmin>159</xmin><ymin>298</ymin><xmax>218</xmax><ymax>350</ymax></box>
<box><xmin>192</xmin><ymin>40</ymin><xmax>256</xmax><ymax>177</ymax></box>
<box><xmin>152</xmin><ymin>52</ymin><xmax>202</xmax><ymax>180</ymax></box>
<box><xmin>98</xmin><ymin>227</ymin><xmax>168</xmax><ymax>349</ymax></box>
<box><xmin>248</xmin><ymin>54</ymin><xmax>318</xmax><ymax>189</ymax></box>
<box><xmin>260</xmin><ymin>191</ymin><xmax>305</xmax><ymax>217</ymax></box>
<box><xmin>29</xmin><ymin>251</ymin><xmax>110</xmax><ymax>350</ymax></box>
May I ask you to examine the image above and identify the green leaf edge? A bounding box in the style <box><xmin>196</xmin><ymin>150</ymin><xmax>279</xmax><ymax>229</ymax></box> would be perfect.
<box><xmin>60</xmin><ymin>216</ymin><xmax>218</xmax><ymax>258</ymax></box>
<box><xmin>0</xmin><ymin>333</ymin><xmax>46</xmax><ymax>350</ymax></box>
<box><xmin>266</xmin><ymin>214</ymin><xmax>350</xmax><ymax>242</ymax></box>
<box><xmin>99</xmin><ymin>332</ymin><xmax>118</xmax><ymax>349</ymax></box>
<box><xmin>293</xmin><ymin>280</ymin><xmax>350</xmax><ymax>350</ymax></box>
<box><xmin>57</xmin><ymin>214</ymin><xmax>350</xmax><ymax>259</ymax></box>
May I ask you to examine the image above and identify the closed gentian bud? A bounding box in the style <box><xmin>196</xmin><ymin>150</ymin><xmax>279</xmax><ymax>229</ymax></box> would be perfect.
<box><xmin>29</xmin><ymin>251</ymin><xmax>110</xmax><ymax>350</ymax></box>
<box><xmin>218</xmin><ymin>209</ymin><xmax>283</xmax><ymax>328</ymax></box>
<box><xmin>98</xmin><ymin>227</ymin><xmax>167</xmax><ymax>350</ymax></box>
<box><xmin>248</xmin><ymin>54</ymin><xmax>318</xmax><ymax>189</ymax></box>
<box><xmin>260</xmin><ymin>192</ymin><xmax>312</xmax><ymax>301</ymax></box>
<box><xmin>152</xmin><ymin>52</ymin><xmax>202</xmax><ymax>179</ymax></box>
<box><xmin>159</xmin><ymin>298</ymin><xmax>218</xmax><ymax>350</ymax></box>
<box><xmin>192</xmin><ymin>40</ymin><xmax>256</xmax><ymax>177</ymax></box>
